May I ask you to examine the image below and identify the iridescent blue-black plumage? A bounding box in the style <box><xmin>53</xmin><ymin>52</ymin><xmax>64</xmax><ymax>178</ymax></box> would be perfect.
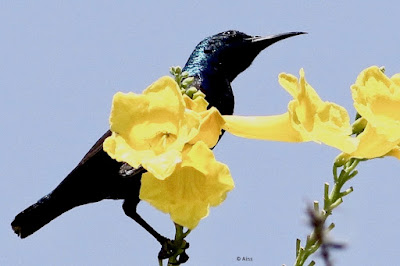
<box><xmin>11</xmin><ymin>30</ymin><xmax>305</xmax><ymax>244</ymax></box>
<box><xmin>183</xmin><ymin>30</ymin><xmax>305</xmax><ymax>115</ymax></box>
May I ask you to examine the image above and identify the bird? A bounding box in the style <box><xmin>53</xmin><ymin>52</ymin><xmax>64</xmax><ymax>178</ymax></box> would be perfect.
<box><xmin>11</xmin><ymin>30</ymin><xmax>305</xmax><ymax>248</ymax></box>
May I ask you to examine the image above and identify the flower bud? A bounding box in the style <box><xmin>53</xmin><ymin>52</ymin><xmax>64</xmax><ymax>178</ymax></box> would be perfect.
<box><xmin>186</xmin><ymin>87</ymin><xmax>198</xmax><ymax>98</ymax></box>
<box><xmin>181</xmin><ymin>71</ymin><xmax>189</xmax><ymax>78</ymax></box>
<box><xmin>352</xmin><ymin>117</ymin><xmax>367</xmax><ymax>135</ymax></box>
<box><xmin>174</xmin><ymin>66</ymin><xmax>182</xmax><ymax>74</ymax></box>
<box><xmin>334</xmin><ymin>153</ymin><xmax>350</xmax><ymax>167</ymax></box>
<box><xmin>182</xmin><ymin>77</ymin><xmax>194</xmax><ymax>88</ymax></box>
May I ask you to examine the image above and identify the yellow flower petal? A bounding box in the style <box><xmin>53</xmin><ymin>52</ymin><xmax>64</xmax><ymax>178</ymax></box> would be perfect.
<box><xmin>104</xmin><ymin>76</ymin><xmax>204</xmax><ymax>179</ymax></box>
<box><xmin>109</xmin><ymin>77</ymin><xmax>186</xmax><ymax>151</ymax></box>
<box><xmin>278</xmin><ymin>72</ymin><xmax>300</xmax><ymax>98</ymax></box>
<box><xmin>391</xmin><ymin>74</ymin><xmax>400</xmax><ymax>87</ymax></box>
<box><xmin>352</xmin><ymin>66</ymin><xmax>400</xmax><ymax>125</ymax></box>
<box><xmin>223</xmin><ymin>113</ymin><xmax>303</xmax><ymax>142</ymax></box>
<box><xmin>349</xmin><ymin>66</ymin><xmax>400</xmax><ymax>158</ymax></box>
<box><xmin>183</xmin><ymin>94</ymin><xmax>208</xmax><ymax>112</ymax></box>
<box><xmin>279</xmin><ymin>69</ymin><xmax>322</xmax><ymax>131</ymax></box>
<box><xmin>386</xmin><ymin>147</ymin><xmax>400</xmax><ymax>160</ymax></box>
<box><xmin>104</xmin><ymin>133</ymin><xmax>151</xmax><ymax>168</ymax></box>
<box><xmin>141</xmin><ymin>149</ymin><xmax>182</xmax><ymax>180</ymax></box>
<box><xmin>140</xmin><ymin>142</ymin><xmax>234</xmax><ymax>229</ymax></box>
<box><xmin>190</xmin><ymin>107</ymin><xmax>225</xmax><ymax>148</ymax></box>
<box><xmin>283</xmin><ymin>69</ymin><xmax>357</xmax><ymax>153</ymax></box>
<box><xmin>350</xmin><ymin>123</ymin><xmax>400</xmax><ymax>158</ymax></box>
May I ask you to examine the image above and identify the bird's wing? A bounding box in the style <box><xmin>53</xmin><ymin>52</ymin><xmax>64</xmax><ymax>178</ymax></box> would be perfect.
<box><xmin>79</xmin><ymin>130</ymin><xmax>112</xmax><ymax>166</ymax></box>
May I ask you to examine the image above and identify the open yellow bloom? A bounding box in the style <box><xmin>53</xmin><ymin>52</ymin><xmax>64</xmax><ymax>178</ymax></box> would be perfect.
<box><xmin>103</xmin><ymin>76</ymin><xmax>232</xmax><ymax>229</ymax></box>
<box><xmin>349</xmin><ymin>66</ymin><xmax>400</xmax><ymax>158</ymax></box>
<box><xmin>223</xmin><ymin>69</ymin><xmax>358</xmax><ymax>153</ymax></box>
<box><xmin>103</xmin><ymin>76</ymin><xmax>224</xmax><ymax>180</ymax></box>
<box><xmin>140</xmin><ymin>141</ymin><xmax>234</xmax><ymax>229</ymax></box>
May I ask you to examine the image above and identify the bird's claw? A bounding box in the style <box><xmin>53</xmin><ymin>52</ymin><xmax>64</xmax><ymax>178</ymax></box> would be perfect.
<box><xmin>158</xmin><ymin>238</ymin><xmax>190</xmax><ymax>263</ymax></box>
<box><xmin>158</xmin><ymin>238</ymin><xmax>174</xmax><ymax>260</ymax></box>
<box><xmin>176</xmin><ymin>250</ymin><xmax>189</xmax><ymax>264</ymax></box>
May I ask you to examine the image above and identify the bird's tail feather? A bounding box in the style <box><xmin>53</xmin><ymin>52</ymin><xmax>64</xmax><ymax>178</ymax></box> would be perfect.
<box><xmin>11</xmin><ymin>194</ymin><xmax>76</xmax><ymax>238</ymax></box>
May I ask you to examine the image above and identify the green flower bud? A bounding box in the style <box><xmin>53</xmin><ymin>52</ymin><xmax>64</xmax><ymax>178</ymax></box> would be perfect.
<box><xmin>174</xmin><ymin>66</ymin><xmax>182</xmax><ymax>75</ymax></box>
<box><xmin>169</xmin><ymin>66</ymin><xmax>182</xmax><ymax>76</ymax></box>
<box><xmin>334</xmin><ymin>153</ymin><xmax>350</xmax><ymax>167</ymax></box>
<box><xmin>181</xmin><ymin>71</ymin><xmax>189</xmax><ymax>78</ymax></box>
<box><xmin>182</xmin><ymin>77</ymin><xmax>194</xmax><ymax>88</ymax></box>
<box><xmin>352</xmin><ymin>117</ymin><xmax>367</xmax><ymax>135</ymax></box>
<box><xmin>169</xmin><ymin>66</ymin><xmax>176</xmax><ymax>76</ymax></box>
<box><xmin>185</xmin><ymin>87</ymin><xmax>198</xmax><ymax>98</ymax></box>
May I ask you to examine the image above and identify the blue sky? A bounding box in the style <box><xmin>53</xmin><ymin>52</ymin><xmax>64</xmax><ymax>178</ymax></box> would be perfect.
<box><xmin>2</xmin><ymin>1</ymin><xmax>400</xmax><ymax>265</ymax></box>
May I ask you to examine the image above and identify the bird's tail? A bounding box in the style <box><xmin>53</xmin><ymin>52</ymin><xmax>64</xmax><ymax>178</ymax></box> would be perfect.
<box><xmin>11</xmin><ymin>194</ymin><xmax>76</xmax><ymax>238</ymax></box>
<box><xmin>11</xmin><ymin>131</ymin><xmax>118</xmax><ymax>239</ymax></box>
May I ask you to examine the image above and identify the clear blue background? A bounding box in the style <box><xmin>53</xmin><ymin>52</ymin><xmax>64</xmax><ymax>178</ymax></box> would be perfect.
<box><xmin>2</xmin><ymin>1</ymin><xmax>400</xmax><ymax>265</ymax></box>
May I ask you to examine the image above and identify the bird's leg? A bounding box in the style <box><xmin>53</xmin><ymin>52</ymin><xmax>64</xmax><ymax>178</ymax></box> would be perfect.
<box><xmin>120</xmin><ymin>164</ymin><xmax>168</xmax><ymax>245</ymax></box>
<box><xmin>122</xmin><ymin>198</ymin><xmax>168</xmax><ymax>244</ymax></box>
<box><xmin>122</xmin><ymin>199</ymin><xmax>177</xmax><ymax>260</ymax></box>
<box><xmin>120</xmin><ymin>164</ymin><xmax>189</xmax><ymax>260</ymax></box>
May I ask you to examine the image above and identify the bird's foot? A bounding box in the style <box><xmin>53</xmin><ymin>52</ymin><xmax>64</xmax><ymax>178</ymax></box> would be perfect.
<box><xmin>158</xmin><ymin>237</ymin><xmax>190</xmax><ymax>264</ymax></box>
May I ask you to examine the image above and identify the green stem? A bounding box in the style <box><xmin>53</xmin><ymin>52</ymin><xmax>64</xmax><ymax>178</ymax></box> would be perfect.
<box><xmin>294</xmin><ymin>158</ymin><xmax>360</xmax><ymax>266</ymax></box>
<box><xmin>166</xmin><ymin>224</ymin><xmax>191</xmax><ymax>266</ymax></box>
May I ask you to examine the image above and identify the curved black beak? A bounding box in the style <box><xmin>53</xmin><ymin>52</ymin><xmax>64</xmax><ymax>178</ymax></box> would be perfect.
<box><xmin>247</xmin><ymin>31</ymin><xmax>307</xmax><ymax>50</ymax></box>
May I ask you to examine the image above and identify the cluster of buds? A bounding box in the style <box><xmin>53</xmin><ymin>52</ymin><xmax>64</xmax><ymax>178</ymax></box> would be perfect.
<box><xmin>170</xmin><ymin>66</ymin><xmax>206</xmax><ymax>100</ymax></box>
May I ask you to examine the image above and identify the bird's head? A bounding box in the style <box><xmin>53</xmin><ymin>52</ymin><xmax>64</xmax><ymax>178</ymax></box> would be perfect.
<box><xmin>197</xmin><ymin>30</ymin><xmax>306</xmax><ymax>81</ymax></box>
<box><xmin>183</xmin><ymin>30</ymin><xmax>306</xmax><ymax>115</ymax></box>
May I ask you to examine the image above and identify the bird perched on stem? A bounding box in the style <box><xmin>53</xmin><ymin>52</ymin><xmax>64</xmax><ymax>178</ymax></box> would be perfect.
<box><xmin>11</xmin><ymin>30</ymin><xmax>305</xmax><ymax>254</ymax></box>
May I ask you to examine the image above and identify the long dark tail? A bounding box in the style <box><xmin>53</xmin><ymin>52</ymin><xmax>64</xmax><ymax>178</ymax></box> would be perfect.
<box><xmin>11</xmin><ymin>163</ymin><xmax>114</xmax><ymax>239</ymax></box>
<box><xmin>11</xmin><ymin>193</ymin><xmax>77</xmax><ymax>238</ymax></box>
<box><xmin>11</xmin><ymin>130</ymin><xmax>133</xmax><ymax>238</ymax></box>
<box><xmin>11</xmin><ymin>163</ymin><xmax>116</xmax><ymax>238</ymax></box>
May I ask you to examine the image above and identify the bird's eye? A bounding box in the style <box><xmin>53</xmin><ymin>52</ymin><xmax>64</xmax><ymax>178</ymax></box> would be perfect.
<box><xmin>223</xmin><ymin>30</ymin><xmax>234</xmax><ymax>36</ymax></box>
